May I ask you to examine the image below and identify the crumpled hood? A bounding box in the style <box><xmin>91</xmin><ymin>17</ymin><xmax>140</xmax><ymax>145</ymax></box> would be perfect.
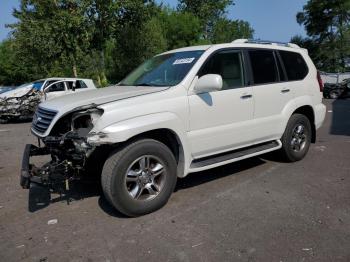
<box><xmin>0</xmin><ymin>85</ymin><xmax>34</xmax><ymax>99</ymax></box>
<box><xmin>40</xmin><ymin>85</ymin><xmax>169</xmax><ymax>113</ymax></box>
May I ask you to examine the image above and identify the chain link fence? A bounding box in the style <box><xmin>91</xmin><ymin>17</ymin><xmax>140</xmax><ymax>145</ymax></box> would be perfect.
<box><xmin>320</xmin><ymin>72</ymin><xmax>350</xmax><ymax>84</ymax></box>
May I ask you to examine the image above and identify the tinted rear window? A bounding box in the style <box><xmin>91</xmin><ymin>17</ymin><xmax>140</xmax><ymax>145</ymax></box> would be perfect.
<box><xmin>248</xmin><ymin>50</ymin><xmax>278</xmax><ymax>85</ymax></box>
<box><xmin>279</xmin><ymin>51</ymin><xmax>308</xmax><ymax>81</ymax></box>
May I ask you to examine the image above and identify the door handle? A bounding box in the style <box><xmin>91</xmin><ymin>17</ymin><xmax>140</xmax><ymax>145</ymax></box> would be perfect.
<box><xmin>241</xmin><ymin>94</ymin><xmax>253</xmax><ymax>99</ymax></box>
<box><xmin>281</xmin><ymin>89</ymin><xmax>290</xmax><ymax>93</ymax></box>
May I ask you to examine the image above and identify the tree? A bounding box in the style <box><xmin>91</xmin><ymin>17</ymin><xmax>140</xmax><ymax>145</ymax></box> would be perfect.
<box><xmin>177</xmin><ymin>0</ymin><xmax>234</xmax><ymax>39</ymax></box>
<box><xmin>106</xmin><ymin>0</ymin><xmax>166</xmax><ymax>82</ymax></box>
<box><xmin>211</xmin><ymin>18</ymin><xmax>254</xmax><ymax>44</ymax></box>
<box><xmin>178</xmin><ymin>0</ymin><xmax>233</xmax><ymax>23</ymax></box>
<box><xmin>85</xmin><ymin>0</ymin><xmax>118</xmax><ymax>85</ymax></box>
<box><xmin>0</xmin><ymin>40</ymin><xmax>31</xmax><ymax>85</ymax></box>
<box><xmin>1</xmin><ymin>0</ymin><xmax>255</xmax><ymax>85</ymax></box>
<box><xmin>296</xmin><ymin>0</ymin><xmax>350</xmax><ymax>72</ymax></box>
<box><xmin>10</xmin><ymin>0</ymin><xmax>92</xmax><ymax>78</ymax></box>
<box><xmin>159</xmin><ymin>10</ymin><xmax>204</xmax><ymax>49</ymax></box>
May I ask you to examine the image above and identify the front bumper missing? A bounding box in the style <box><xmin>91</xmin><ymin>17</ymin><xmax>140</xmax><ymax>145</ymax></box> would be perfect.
<box><xmin>20</xmin><ymin>144</ymin><xmax>50</xmax><ymax>189</ymax></box>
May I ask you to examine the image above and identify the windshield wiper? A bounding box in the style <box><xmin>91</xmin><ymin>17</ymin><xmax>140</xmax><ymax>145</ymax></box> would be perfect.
<box><xmin>136</xmin><ymin>83</ymin><xmax>168</xmax><ymax>87</ymax></box>
<box><xmin>135</xmin><ymin>83</ymin><xmax>153</xmax><ymax>86</ymax></box>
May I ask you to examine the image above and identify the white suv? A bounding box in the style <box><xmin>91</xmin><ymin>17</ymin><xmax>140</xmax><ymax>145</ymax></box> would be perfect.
<box><xmin>21</xmin><ymin>39</ymin><xmax>326</xmax><ymax>216</ymax></box>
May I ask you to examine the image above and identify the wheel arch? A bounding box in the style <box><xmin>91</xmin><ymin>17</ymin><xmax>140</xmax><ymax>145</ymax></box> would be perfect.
<box><xmin>292</xmin><ymin>105</ymin><xmax>316</xmax><ymax>143</ymax></box>
<box><xmin>126</xmin><ymin>128</ymin><xmax>186</xmax><ymax>178</ymax></box>
<box><xmin>89</xmin><ymin>112</ymin><xmax>190</xmax><ymax>177</ymax></box>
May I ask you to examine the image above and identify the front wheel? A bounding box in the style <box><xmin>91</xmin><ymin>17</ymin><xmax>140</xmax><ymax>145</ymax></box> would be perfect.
<box><xmin>280</xmin><ymin>114</ymin><xmax>312</xmax><ymax>162</ymax></box>
<box><xmin>101</xmin><ymin>139</ymin><xmax>177</xmax><ymax>217</ymax></box>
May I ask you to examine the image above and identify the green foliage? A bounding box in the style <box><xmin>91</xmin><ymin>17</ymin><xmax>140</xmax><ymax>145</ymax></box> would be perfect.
<box><xmin>211</xmin><ymin>18</ymin><xmax>254</xmax><ymax>44</ymax></box>
<box><xmin>178</xmin><ymin>0</ymin><xmax>234</xmax><ymax>24</ymax></box>
<box><xmin>177</xmin><ymin>0</ymin><xmax>234</xmax><ymax>40</ymax></box>
<box><xmin>0</xmin><ymin>0</ymin><xmax>254</xmax><ymax>86</ymax></box>
<box><xmin>295</xmin><ymin>0</ymin><xmax>350</xmax><ymax>72</ymax></box>
<box><xmin>159</xmin><ymin>10</ymin><xmax>203</xmax><ymax>49</ymax></box>
<box><xmin>0</xmin><ymin>40</ymin><xmax>30</xmax><ymax>85</ymax></box>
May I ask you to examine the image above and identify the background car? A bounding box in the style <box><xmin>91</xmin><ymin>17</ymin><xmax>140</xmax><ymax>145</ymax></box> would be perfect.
<box><xmin>323</xmin><ymin>78</ymin><xmax>350</xmax><ymax>99</ymax></box>
<box><xmin>0</xmin><ymin>78</ymin><xmax>96</xmax><ymax>122</ymax></box>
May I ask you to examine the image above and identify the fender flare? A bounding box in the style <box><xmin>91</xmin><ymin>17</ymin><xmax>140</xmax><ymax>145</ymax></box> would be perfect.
<box><xmin>87</xmin><ymin>112</ymin><xmax>191</xmax><ymax>177</ymax></box>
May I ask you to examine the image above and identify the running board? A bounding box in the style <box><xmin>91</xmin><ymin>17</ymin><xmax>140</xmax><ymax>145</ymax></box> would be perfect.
<box><xmin>189</xmin><ymin>140</ymin><xmax>281</xmax><ymax>171</ymax></box>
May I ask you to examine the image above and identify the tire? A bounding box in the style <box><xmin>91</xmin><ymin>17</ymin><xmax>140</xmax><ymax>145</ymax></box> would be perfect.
<box><xmin>329</xmin><ymin>90</ymin><xmax>340</xmax><ymax>99</ymax></box>
<box><xmin>101</xmin><ymin>139</ymin><xmax>177</xmax><ymax>217</ymax></box>
<box><xmin>280</xmin><ymin>114</ymin><xmax>312</xmax><ymax>162</ymax></box>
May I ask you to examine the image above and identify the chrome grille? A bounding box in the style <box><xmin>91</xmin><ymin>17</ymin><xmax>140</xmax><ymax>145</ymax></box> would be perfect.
<box><xmin>32</xmin><ymin>106</ymin><xmax>58</xmax><ymax>134</ymax></box>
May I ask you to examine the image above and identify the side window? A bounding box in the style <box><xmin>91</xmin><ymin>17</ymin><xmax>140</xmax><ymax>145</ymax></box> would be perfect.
<box><xmin>44</xmin><ymin>80</ymin><xmax>59</xmax><ymax>88</ymax></box>
<box><xmin>248</xmin><ymin>50</ymin><xmax>278</xmax><ymax>85</ymax></box>
<box><xmin>199</xmin><ymin>51</ymin><xmax>245</xmax><ymax>90</ymax></box>
<box><xmin>47</xmin><ymin>82</ymin><xmax>65</xmax><ymax>92</ymax></box>
<box><xmin>279</xmin><ymin>51</ymin><xmax>308</xmax><ymax>81</ymax></box>
<box><xmin>67</xmin><ymin>80</ymin><xmax>88</xmax><ymax>90</ymax></box>
<box><xmin>77</xmin><ymin>80</ymin><xmax>88</xmax><ymax>89</ymax></box>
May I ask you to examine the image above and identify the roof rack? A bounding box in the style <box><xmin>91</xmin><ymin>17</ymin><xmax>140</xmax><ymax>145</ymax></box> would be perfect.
<box><xmin>232</xmin><ymin>39</ymin><xmax>300</xmax><ymax>49</ymax></box>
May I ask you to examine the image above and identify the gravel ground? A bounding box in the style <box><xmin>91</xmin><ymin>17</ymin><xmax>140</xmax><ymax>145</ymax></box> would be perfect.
<box><xmin>0</xmin><ymin>99</ymin><xmax>349</xmax><ymax>262</ymax></box>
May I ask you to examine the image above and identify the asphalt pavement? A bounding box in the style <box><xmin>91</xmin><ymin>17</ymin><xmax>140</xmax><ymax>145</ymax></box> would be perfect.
<box><xmin>0</xmin><ymin>99</ymin><xmax>349</xmax><ymax>262</ymax></box>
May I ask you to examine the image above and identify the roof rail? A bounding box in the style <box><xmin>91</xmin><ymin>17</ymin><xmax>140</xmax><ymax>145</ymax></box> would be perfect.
<box><xmin>232</xmin><ymin>39</ymin><xmax>301</xmax><ymax>48</ymax></box>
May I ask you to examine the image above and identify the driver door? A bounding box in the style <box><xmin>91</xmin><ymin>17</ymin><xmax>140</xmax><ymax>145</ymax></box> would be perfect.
<box><xmin>188</xmin><ymin>50</ymin><xmax>254</xmax><ymax>158</ymax></box>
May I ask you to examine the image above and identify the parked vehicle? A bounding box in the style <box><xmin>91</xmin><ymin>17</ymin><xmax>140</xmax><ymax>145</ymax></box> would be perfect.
<box><xmin>323</xmin><ymin>78</ymin><xmax>350</xmax><ymax>99</ymax></box>
<box><xmin>21</xmin><ymin>39</ymin><xmax>326</xmax><ymax>216</ymax></box>
<box><xmin>0</xmin><ymin>86</ymin><xmax>16</xmax><ymax>94</ymax></box>
<box><xmin>0</xmin><ymin>78</ymin><xmax>96</xmax><ymax>121</ymax></box>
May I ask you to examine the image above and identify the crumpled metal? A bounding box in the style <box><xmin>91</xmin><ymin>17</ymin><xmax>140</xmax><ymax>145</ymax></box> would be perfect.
<box><xmin>0</xmin><ymin>89</ymin><xmax>42</xmax><ymax>120</ymax></box>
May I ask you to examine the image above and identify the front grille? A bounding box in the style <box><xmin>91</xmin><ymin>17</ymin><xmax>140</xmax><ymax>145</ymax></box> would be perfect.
<box><xmin>32</xmin><ymin>106</ymin><xmax>58</xmax><ymax>134</ymax></box>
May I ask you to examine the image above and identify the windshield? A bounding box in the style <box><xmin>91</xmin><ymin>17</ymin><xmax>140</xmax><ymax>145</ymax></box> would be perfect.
<box><xmin>119</xmin><ymin>50</ymin><xmax>204</xmax><ymax>87</ymax></box>
<box><xmin>33</xmin><ymin>81</ymin><xmax>44</xmax><ymax>90</ymax></box>
<box><xmin>15</xmin><ymin>82</ymin><xmax>33</xmax><ymax>89</ymax></box>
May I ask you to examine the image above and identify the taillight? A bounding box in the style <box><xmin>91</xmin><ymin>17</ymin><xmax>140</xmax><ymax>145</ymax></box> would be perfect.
<box><xmin>317</xmin><ymin>71</ymin><xmax>324</xmax><ymax>92</ymax></box>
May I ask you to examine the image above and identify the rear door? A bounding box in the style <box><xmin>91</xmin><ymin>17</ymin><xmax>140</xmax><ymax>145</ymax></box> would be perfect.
<box><xmin>248</xmin><ymin>49</ymin><xmax>294</xmax><ymax>142</ymax></box>
<box><xmin>66</xmin><ymin>80</ymin><xmax>90</xmax><ymax>94</ymax></box>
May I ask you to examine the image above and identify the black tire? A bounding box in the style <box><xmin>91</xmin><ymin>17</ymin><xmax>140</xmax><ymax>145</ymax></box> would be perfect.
<box><xmin>101</xmin><ymin>139</ymin><xmax>177</xmax><ymax>217</ymax></box>
<box><xmin>280</xmin><ymin>114</ymin><xmax>312</xmax><ymax>162</ymax></box>
<box><xmin>329</xmin><ymin>90</ymin><xmax>340</xmax><ymax>99</ymax></box>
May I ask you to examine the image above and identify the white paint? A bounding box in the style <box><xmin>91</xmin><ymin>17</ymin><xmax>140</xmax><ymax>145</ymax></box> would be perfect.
<box><xmin>173</xmin><ymin>57</ymin><xmax>195</xmax><ymax>65</ymax></box>
<box><xmin>47</xmin><ymin>219</ymin><xmax>58</xmax><ymax>225</ymax></box>
<box><xmin>302</xmin><ymin>248</ymin><xmax>313</xmax><ymax>251</ymax></box>
<box><xmin>191</xmin><ymin>243</ymin><xmax>203</xmax><ymax>248</ymax></box>
<box><xmin>314</xmin><ymin>146</ymin><xmax>327</xmax><ymax>152</ymax></box>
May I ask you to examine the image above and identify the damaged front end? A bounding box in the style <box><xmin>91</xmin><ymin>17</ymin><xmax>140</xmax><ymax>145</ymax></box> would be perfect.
<box><xmin>0</xmin><ymin>89</ymin><xmax>42</xmax><ymax>121</ymax></box>
<box><xmin>20</xmin><ymin>106</ymin><xmax>105</xmax><ymax>192</ymax></box>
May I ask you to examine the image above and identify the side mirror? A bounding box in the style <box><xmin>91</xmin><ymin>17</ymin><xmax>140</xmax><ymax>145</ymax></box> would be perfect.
<box><xmin>194</xmin><ymin>74</ymin><xmax>223</xmax><ymax>94</ymax></box>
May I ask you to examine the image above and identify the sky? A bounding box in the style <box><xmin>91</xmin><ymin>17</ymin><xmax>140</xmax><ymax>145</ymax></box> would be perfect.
<box><xmin>0</xmin><ymin>0</ymin><xmax>308</xmax><ymax>42</ymax></box>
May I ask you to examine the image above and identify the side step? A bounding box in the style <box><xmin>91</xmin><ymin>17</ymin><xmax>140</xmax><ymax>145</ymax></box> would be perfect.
<box><xmin>190</xmin><ymin>140</ymin><xmax>281</xmax><ymax>170</ymax></box>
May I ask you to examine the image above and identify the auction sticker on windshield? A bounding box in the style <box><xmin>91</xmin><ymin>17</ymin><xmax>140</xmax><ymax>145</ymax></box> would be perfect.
<box><xmin>173</xmin><ymin>58</ymin><xmax>195</xmax><ymax>65</ymax></box>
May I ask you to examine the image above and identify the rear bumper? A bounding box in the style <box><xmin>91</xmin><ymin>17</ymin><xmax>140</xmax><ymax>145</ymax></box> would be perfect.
<box><xmin>314</xmin><ymin>103</ymin><xmax>326</xmax><ymax>130</ymax></box>
<box><xmin>20</xmin><ymin>144</ymin><xmax>49</xmax><ymax>189</ymax></box>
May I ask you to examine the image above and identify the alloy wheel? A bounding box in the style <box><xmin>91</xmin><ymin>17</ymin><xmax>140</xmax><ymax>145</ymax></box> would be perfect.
<box><xmin>125</xmin><ymin>155</ymin><xmax>166</xmax><ymax>201</ymax></box>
